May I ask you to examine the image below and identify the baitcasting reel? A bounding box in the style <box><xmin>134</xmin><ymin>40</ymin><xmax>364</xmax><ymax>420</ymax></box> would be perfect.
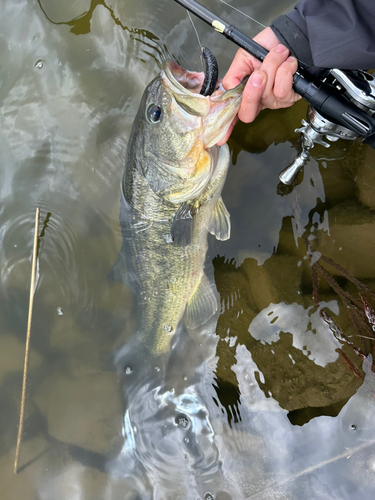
<box><xmin>279</xmin><ymin>69</ymin><xmax>375</xmax><ymax>185</ymax></box>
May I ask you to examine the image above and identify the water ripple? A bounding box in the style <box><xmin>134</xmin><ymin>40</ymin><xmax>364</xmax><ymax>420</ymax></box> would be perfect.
<box><xmin>0</xmin><ymin>193</ymin><xmax>118</xmax><ymax>326</ymax></box>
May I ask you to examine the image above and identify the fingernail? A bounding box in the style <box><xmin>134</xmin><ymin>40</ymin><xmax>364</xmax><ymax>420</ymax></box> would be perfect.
<box><xmin>274</xmin><ymin>44</ymin><xmax>288</xmax><ymax>53</ymax></box>
<box><xmin>250</xmin><ymin>73</ymin><xmax>264</xmax><ymax>87</ymax></box>
<box><xmin>287</xmin><ymin>56</ymin><xmax>297</xmax><ymax>63</ymax></box>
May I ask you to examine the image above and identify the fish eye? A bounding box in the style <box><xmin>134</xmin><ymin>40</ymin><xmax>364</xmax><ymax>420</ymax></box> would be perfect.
<box><xmin>147</xmin><ymin>104</ymin><xmax>162</xmax><ymax>124</ymax></box>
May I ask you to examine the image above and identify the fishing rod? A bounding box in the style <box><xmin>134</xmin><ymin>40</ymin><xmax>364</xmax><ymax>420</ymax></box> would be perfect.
<box><xmin>174</xmin><ymin>0</ymin><xmax>375</xmax><ymax>184</ymax></box>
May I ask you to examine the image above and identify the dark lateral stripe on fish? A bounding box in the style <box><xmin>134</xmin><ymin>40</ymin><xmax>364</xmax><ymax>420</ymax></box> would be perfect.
<box><xmin>200</xmin><ymin>47</ymin><xmax>218</xmax><ymax>97</ymax></box>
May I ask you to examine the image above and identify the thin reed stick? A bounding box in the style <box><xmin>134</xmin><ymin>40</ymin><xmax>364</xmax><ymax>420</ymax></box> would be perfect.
<box><xmin>14</xmin><ymin>207</ymin><xmax>40</xmax><ymax>475</ymax></box>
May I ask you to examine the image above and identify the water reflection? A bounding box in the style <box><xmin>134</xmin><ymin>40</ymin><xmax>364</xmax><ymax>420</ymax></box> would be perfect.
<box><xmin>37</xmin><ymin>0</ymin><xmax>171</xmax><ymax>67</ymax></box>
<box><xmin>37</xmin><ymin>0</ymin><xmax>127</xmax><ymax>36</ymax></box>
<box><xmin>1</xmin><ymin>0</ymin><xmax>375</xmax><ymax>499</ymax></box>
<box><xmin>232</xmin><ymin>345</ymin><xmax>375</xmax><ymax>499</ymax></box>
<box><xmin>249</xmin><ymin>301</ymin><xmax>340</xmax><ymax>367</ymax></box>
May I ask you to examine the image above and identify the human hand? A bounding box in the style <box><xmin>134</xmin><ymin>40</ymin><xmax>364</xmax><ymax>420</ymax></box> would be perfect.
<box><xmin>218</xmin><ymin>27</ymin><xmax>301</xmax><ymax>145</ymax></box>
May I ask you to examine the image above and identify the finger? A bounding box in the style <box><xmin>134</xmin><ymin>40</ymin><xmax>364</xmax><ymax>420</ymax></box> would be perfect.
<box><xmin>223</xmin><ymin>48</ymin><xmax>259</xmax><ymax>91</ymax></box>
<box><xmin>273</xmin><ymin>56</ymin><xmax>300</xmax><ymax>105</ymax></box>
<box><xmin>238</xmin><ymin>71</ymin><xmax>267</xmax><ymax>123</ymax></box>
<box><xmin>259</xmin><ymin>44</ymin><xmax>290</xmax><ymax>102</ymax></box>
<box><xmin>217</xmin><ymin>116</ymin><xmax>239</xmax><ymax>146</ymax></box>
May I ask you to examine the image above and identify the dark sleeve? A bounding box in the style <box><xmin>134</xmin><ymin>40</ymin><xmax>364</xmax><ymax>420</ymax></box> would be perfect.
<box><xmin>271</xmin><ymin>0</ymin><xmax>375</xmax><ymax>71</ymax></box>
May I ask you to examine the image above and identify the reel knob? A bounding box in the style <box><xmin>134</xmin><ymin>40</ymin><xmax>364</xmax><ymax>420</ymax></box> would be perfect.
<box><xmin>279</xmin><ymin>151</ymin><xmax>310</xmax><ymax>185</ymax></box>
<box><xmin>278</xmin><ymin>106</ymin><xmax>360</xmax><ymax>185</ymax></box>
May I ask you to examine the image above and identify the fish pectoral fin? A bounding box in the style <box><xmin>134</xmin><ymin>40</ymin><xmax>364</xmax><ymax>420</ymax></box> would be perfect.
<box><xmin>184</xmin><ymin>273</ymin><xmax>218</xmax><ymax>329</ymax></box>
<box><xmin>207</xmin><ymin>196</ymin><xmax>231</xmax><ymax>241</ymax></box>
<box><xmin>170</xmin><ymin>202</ymin><xmax>198</xmax><ymax>246</ymax></box>
<box><xmin>174</xmin><ymin>201</ymin><xmax>197</xmax><ymax>220</ymax></box>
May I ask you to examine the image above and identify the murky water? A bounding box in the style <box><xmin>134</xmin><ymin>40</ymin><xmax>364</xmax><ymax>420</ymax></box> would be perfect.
<box><xmin>1</xmin><ymin>1</ymin><xmax>375</xmax><ymax>499</ymax></box>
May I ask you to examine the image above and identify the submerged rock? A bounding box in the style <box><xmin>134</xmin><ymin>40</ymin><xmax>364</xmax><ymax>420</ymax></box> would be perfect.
<box><xmin>50</xmin><ymin>313</ymin><xmax>108</xmax><ymax>378</ymax></box>
<box><xmin>213</xmin><ymin>257</ymin><xmax>364</xmax><ymax>417</ymax></box>
<box><xmin>0</xmin><ymin>435</ymin><xmax>138</xmax><ymax>500</ymax></box>
<box><xmin>34</xmin><ymin>372</ymin><xmax>123</xmax><ymax>457</ymax></box>
<box><xmin>242</xmin><ymin>255</ymin><xmax>303</xmax><ymax>311</ymax></box>
<box><xmin>354</xmin><ymin>146</ymin><xmax>375</xmax><ymax>210</ymax></box>
<box><xmin>0</xmin><ymin>333</ymin><xmax>42</xmax><ymax>387</ymax></box>
<box><xmin>317</xmin><ymin>200</ymin><xmax>375</xmax><ymax>278</ymax></box>
<box><xmin>0</xmin><ymin>435</ymin><xmax>51</xmax><ymax>500</ymax></box>
<box><xmin>49</xmin><ymin>279</ymin><xmax>134</xmax><ymax>379</ymax></box>
<box><xmin>318</xmin><ymin>157</ymin><xmax>356</xmax><ymax>207</ymax></box>
<box><xmin>248</xmin><ymin>330</ymin><xmax>363</xmax><ymax>413</ymax></box>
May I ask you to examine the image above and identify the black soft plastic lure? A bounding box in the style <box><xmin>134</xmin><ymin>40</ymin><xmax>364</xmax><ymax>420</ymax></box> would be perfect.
<box><xmin>200</xmin><ymin>47</ymin><xmax>218</xmax><ymax>96</ymax></box>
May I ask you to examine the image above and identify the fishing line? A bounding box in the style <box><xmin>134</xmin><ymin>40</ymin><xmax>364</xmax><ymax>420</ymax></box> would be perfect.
<box><xmin>217</xmin><ymin>0</ymin><xmax>266</xmax><ymax>29</ymax></box>
<box><xmin>186</xmin><ymin>9</ymin><xmax>205</xmax><ymax>70</ymax></box>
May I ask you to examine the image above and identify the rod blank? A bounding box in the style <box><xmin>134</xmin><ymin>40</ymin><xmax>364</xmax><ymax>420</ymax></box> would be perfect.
<box><xmin>173</xmin><ymin>0</ymin><xmax>268</xmax><ymax>61</ymax></box>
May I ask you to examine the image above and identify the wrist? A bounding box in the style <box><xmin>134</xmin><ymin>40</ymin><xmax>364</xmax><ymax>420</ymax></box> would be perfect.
<box><xmin>271</xmin><ymin>15</ymin><xmax>314</xmax><ymax>69</ymax></box>
<box><xmin>253</xmin><ymin>27</ymin><xmax>281</xmax><ymax>52</ymax></box>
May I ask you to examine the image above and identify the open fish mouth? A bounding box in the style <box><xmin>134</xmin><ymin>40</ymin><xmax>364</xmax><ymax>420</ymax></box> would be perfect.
<box><xmin>162</xmin><ymin>58</ymin><xmax>246</xmax><ymax>139</ymax></box>
<box><xmin>165</xmin><ymin>60</ymin><xmax>207</xmax><ymax>93</ymax></box>
<box><xmin>164</xmin><ymin>47</ymin><xmax>220</xmax><ymax>97</ymax></box>
<box><xmin>163</xmin><ymin>60</ymin><xmax>225</xmax><ymax>100</ymax></box>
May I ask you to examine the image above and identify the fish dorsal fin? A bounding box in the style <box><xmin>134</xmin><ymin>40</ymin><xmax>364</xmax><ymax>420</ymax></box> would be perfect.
<box><xmin>108</xmin><ymin>245</ymin><xmax>128</xmax><ymax>284</ymax></box>
<box><xmin>184</xmin><ymin>273</ymin><xmax>218</xmax><ymax>329</ymax></box>
<box><xmin>207</xmin><ymin>196</ymin><xmax>231</xmax><ymax>241</ymax></box>
<box><xmin>108</xmin><ymin>242</ymin><xmax>139</xmax><ymax>288</ymax></box>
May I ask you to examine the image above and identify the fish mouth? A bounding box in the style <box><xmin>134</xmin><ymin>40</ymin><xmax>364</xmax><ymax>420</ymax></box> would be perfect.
<box><xmin>163</xmin><ymin>60</ymin><xmax>225</xmax><ymax>99</ymax></box>
<box><xmin>162</xmin><ymin>59</ymin><xmax>246</xmax><ymax>146</ymax></box>
<box><xmin>164</xmin><ymin>60</ymin><xmax>207</xmax><ymax>95</ymax></box>
<box><xmin>164</xmin><ymin>47</ymin><xmax>220</xmax><ymax>98</ymax></box>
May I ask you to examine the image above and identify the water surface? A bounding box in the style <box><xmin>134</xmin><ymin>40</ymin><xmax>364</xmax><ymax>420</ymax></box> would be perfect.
<box><xmin>1</xmin><ymin>1</ymin><xmax>375</xmax><ymax>499</ymax></box>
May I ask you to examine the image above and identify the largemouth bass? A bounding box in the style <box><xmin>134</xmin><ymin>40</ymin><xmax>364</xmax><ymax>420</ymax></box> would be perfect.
<box><xmin>114</xmin><ymin>56</ymin><xmax>245</xmax><ymax>361</ymax></box>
